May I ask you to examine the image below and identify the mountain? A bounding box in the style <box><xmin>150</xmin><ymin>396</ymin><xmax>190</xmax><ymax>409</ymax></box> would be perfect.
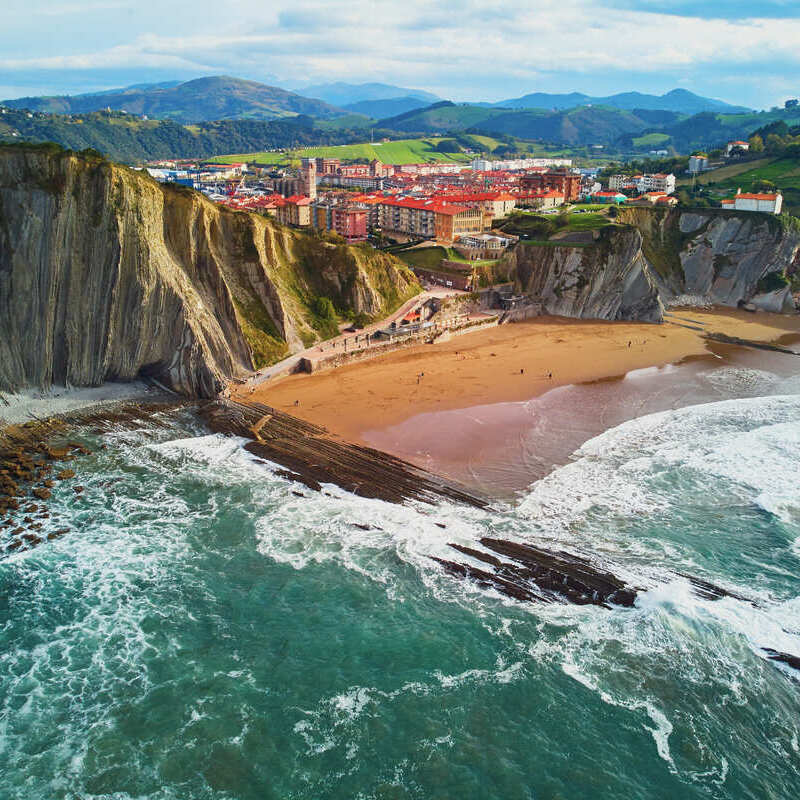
<box><xmin>2</xmin><ymin>76</ymin><xmax>344</xmax><ymax>123</ymax></box>
<box><xmin>377</xmin><ymin>101</ymin><xmax>503</xmax><ymax>133</ymax></box>
<box><xmin>496</xmin><ymin>88</ymin><xmax>750</xmax><ymax>114</ymax></box>
<box><xmin>299</xmin><ymin>82</ymin><xmax>440</xmax><ymax>107</ymax></box>
<box><xmin>377</xmin><ymin>101</ymin><xmax>651</xmax><ymax>145</ymax></box>
<box><xmin>342</xmin><ymin>96</ymin><xmax>431</xmax><ymax>119</ymax></box>
<box><xmin>0</xmin><ymin>143</ymin><xmax>420</xmax><ymax>396</ymax></box>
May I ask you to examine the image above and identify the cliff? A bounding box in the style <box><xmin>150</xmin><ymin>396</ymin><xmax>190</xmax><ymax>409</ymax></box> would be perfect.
<box><xmin>616</xmin><ymin>206</ymin><xmax>800</xmax><ymax>311</ymax></box>
<box><xmin>506</xmin><ymin>226</ymin><xmax>664</xmax><ymax>323</ymax></box>
<box><xmin>0</xmin><ymin>144</ymin><xmax>419</xmax><ymax>397</ymax></box>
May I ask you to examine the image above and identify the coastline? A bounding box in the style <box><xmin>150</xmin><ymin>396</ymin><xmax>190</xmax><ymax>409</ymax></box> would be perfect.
<box><xmin>0</xmin><ymin>381</ymin><xmax>169</xmax><ymax>428</ymax></box>
<box><xmin>239</xmin><ymin>308</ymin><xmax>800</xmax><ymax>446</ymax></box>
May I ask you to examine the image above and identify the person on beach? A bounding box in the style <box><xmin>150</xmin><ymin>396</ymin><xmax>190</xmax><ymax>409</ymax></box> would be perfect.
<box><xmin>520</xmin><ymin>368</ymin><xmax>524</xmax><ymax>375</ymax></box>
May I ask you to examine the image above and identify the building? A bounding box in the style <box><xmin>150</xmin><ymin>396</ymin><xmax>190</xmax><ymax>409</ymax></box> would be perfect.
<box><xmin>726</xmin><ymin>140</ymin><xmax>750</xmax><ymax>156</ymax></box>
<box><xmin>589</xmin><ymin>191</ymin><xmax>627</xmax><ymax>204</ymax></box>
<box><xmin>689</xmin><ymin>154</ymin><xmax>709</xmax><ymax>173</ymax></box>
<box><xmin>275</xmin><ymin>195</ymin><xmax>311</xmax><ymax>227</ymax></box>
<box><xmin>318</xmin><ymin>174</ymin><xmax>386</xmax><ymax>191</ymax></box>
<box><xmin>300</xmin><ymin>159</ymin><xmax>317</xmax><ymax>200</ymax></box>
<box><xmin>609</xmin><ymin>173</ymin><xmax>675</xmax><ymax>194</ymax></box>
<box><xmin>520</xmin><ymin>170</ymin><xmax>581</xmax><ymax>202</ymax></box>
<box><xmin>721</xmin><ymin>189</ymin><xmax>782</xmax><ymax>214</ymax></box>
<box><xmin>332</xmin><ymin>206</ymin><xmax>368</xmax><ymax>241</ymax></box>
<box><xmin>453</xmin><ymin>232</ymin><xmax>516</xmax><ymax>260</ymax></box>
<box><xmin>470</xmin><ymin>157</ymin><xmax>572</xmax><ymax>171</ymax></box>
<box><xmin>518</xmin><ymin>189</ymin><xmax>565</xmax><ymax>209</ymax></box>
<box><xmin>314</xmin><ymin>157</ymin><xmax>340</xmax><ymax>175</ymax></box>
<box><xmin>438</xmin><ymin>191</ymin><xmax>517</xmax><ymax>219</ymax></box>
<box><xmin>637</xmin><ymin>173</ymin><xmax>676</xmax><ymax>194</ymax></box>
<box><xmin>378</xmin><ymin>198</ymin><xmax>488</xmax><ymax>243</ymax></box>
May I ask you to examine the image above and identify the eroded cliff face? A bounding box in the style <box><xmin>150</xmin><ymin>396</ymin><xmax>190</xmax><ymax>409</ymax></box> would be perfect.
<box><xmin>617</xmin><ymin>206</ymin><xmax>800</xmax><ymax>310</ymax></box>
<box><xmin>0</xmin><ymin>145</ymin><xmax>419</xmax><ymax>396</ymax></box>
<box><xmin>507</xmin><ymin>227</ymin><xmax>664</xmax><ymax>323</ymax></box>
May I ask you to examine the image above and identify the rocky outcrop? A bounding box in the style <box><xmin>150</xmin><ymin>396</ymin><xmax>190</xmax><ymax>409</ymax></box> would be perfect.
<box><xmin>0</xmin><ymin>144</ymin><xmax>419</xmax><ymax>396</ymax></box>
<box><xmin>506</xmin><ymin>226</ymin><xmax>664</xmax><ymax>323</ymax></box>
<box><xmin>617</xmin><ymin>206</ymin><xmax>800</xmax><ymax>308</ymax></box>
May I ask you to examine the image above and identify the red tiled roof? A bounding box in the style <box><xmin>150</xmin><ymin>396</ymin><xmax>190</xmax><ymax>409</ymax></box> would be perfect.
<box><xmin>732</xmin><ymin>193</ymin><xmax>779</xmax><ymax>201</ymax></box>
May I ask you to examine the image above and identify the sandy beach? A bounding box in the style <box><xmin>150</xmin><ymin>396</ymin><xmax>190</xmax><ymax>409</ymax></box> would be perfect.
<box><xmin>239</xmin><ymin>308</ymin><xmax>800</xmax><ymax>446</ymax></box>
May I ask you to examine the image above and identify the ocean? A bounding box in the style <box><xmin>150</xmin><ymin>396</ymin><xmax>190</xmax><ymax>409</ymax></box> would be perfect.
<box><xmin>1</xmin><ymin>364</ymin><xmax>800</xmax><ymax>798</ymax></box>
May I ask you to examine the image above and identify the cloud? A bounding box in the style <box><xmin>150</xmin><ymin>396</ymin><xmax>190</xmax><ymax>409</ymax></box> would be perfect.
<box><xmin>1</xmin><ymin>0</ymin><xmax>799</xmax><ymax>107</ymax></box>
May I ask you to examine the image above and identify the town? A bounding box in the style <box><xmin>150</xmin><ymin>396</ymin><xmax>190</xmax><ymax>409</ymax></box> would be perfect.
<box><xmin>140</xmin><ymin>134</ymin><xmax>784</xmax><ymax>293</ymax></box>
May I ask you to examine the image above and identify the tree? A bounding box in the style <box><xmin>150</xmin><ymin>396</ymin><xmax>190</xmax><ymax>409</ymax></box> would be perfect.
<box><xmin>313</xmin><ymin>296</ymin><xmax>336</xmax><ymax>321</ymax></box>
<box><xmin>752</xmin><ymin>179</ymin><xmax>776</xmax><ymax>194</ymax></box>
<box><xmin>748</xmin><ymin>134</ymin><xmax>764</xmax><ymax>153</ymax></box>
<box><xmin>765</xmin><ymin>133</ymin><xmax>786</xmax><ymax>156</ymax></box>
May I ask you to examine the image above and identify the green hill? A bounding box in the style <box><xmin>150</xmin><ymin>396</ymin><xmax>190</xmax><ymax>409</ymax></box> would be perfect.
<box><xmin>0</xmin><ymin>108</ymin><xmax>352</xmax><ymax>163</ymax></box>
<box><xmin>2</xmin><ymin>76</ymin><xmax>344</xmax><ymax>123</ymax></box>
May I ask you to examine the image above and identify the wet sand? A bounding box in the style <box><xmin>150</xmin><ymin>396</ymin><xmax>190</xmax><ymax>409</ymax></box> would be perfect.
<box><xmin>241</xmin><ymin>308</ymin><xmax>800</xmax><ymax>441</ymax></box>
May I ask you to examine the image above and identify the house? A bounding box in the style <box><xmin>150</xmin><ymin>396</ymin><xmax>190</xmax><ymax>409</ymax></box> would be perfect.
<box><xmin>726</xmin><ymin>140</ymin><xmax>750</xmax><ymax>157</ymax></box>
<box><xmin>590</xmin><ymin>191</ymin><xmax>627</xmax><ymax>204</ymax></box>
<box><xmin>721</xmin><ymin>189</ymin><xmax>782</xmax><ymax>214</ymax></box>
<box><xmin>453</xmin><ymin>232</ymin><xmax>517</xmax><ymax>260</ymax></box>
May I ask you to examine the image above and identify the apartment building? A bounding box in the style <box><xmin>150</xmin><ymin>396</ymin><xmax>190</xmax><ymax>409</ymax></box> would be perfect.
<box><xmin>378</xmin><ymin>198</ymin><xmax>488</xmax><ymax>243</ymax></box>
<box><xmin>520</xmin><ymin>170</ymin><xmax>582</xmax><ymax>202</ymax></box>
<box><xmin>275</xmin><ymin>195</ymin><xmax>311</xmax><ymax>227</ymax></box>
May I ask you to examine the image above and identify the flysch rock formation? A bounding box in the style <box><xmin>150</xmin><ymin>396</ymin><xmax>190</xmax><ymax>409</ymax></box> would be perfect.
<box><xmin>0</xmin><ymin>144</ymin><xmax>419</xmax><ymax>397</ymax></box>
<box><xmin>617</xmin><ymin>206</ymin><xmax>800</xmax><ymax>311</ymax></box>
<box><xmin>507</xmin><ymin>226</ymin><xmax>664</xmax><ymax>323</ymax></box>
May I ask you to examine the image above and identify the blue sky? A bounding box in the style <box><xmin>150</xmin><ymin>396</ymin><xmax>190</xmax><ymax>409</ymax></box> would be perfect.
<box><xmin>1</xmin><ymin>1</ymin><xmax>798</xmax><ymax>108</ymax></box>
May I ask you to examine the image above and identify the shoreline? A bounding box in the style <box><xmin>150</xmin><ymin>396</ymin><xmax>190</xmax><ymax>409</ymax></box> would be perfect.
<box><xmin>0</xmin><ymin>381</ymin><xmax>170</xmax><ymax>428</ymax></box>
<box><xmin>238</xmin><ymin>308</ymin><xmax>800</xmax><ymax>447</ymax></box>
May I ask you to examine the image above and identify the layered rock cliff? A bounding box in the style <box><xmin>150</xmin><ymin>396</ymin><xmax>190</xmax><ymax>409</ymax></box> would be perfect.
<box><xmin>617</xmin><ymin>206</ymin><xmax>800</xmax><ymax>311</ymax></box>
<box><xmin>506</xmin><ymin>226</ymin><xmax>664</xmax><ymax>323</ymax></box>
<box><xmin>503</xmin><ymin>207</ymin><xmax>799</xmax><ymax>322</ymax></box>
<box><xmin>0</xmin><ymin>144</ymin><xmax>419</xmax><ymax>396</ymax></box>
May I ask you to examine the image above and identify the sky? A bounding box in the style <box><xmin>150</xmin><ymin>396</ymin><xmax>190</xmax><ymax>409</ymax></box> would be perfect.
<box><xmin>1</xmin><ymin>0</ymin><xmax>799</xmax><ymax>108</ymax></box>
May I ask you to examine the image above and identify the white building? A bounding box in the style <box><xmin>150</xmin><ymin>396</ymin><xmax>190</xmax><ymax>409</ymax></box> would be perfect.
<box><xmin>636</xmin><ymin>173</ymin><xmax>676</xmax><ymax>194</ymax></box>
<box><xmin>608</xmin><ymin>174</ymin><xmax>633</xmax><ymax>190</ymax></box>
<box><xmin>609</xmin><ymin>172</ymin><xmax>676</xmax><ymax>194</ymax></box>
<box><xmin>721</xmin><ymin>190</ymin><xmax>782</xmax><ymax>214</ymax></box>
<box><xmin>470</xmin><ymin>157</ymin><xmax>572</xmax><ymax>172</ymax></box>
<box><xmin>689</xmin><ymin>154</ymin><xmax>709</xmax><ymax>173</ymax></box>
<box><xmin>726</xmin><ymin>140</ymin><xmax>750</xmax><ymax>156</ymax></box>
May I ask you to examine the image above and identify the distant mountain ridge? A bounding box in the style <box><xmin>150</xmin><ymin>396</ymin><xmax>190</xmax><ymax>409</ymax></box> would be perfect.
<box><xmin>299</xmin><ymin>82</ymin><xmax>441</xmax><ymax>107</ymax></box>
<box><xmin>495</xmin><ymin>88</ymin><xmax>750</xmax><ymax>114</ymax></box>
<box><xmin>343</xmin><ymin>97</ymin><xmax>432</xmax><ymax>119</ymax></box>
<box><xmin>2</xmin><ymin>76</ymin><xmax>344</xmax><ymax>123</ymax></box>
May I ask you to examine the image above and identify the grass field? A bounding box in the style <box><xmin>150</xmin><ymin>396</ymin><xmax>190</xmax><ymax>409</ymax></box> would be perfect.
<box><xmin>398</xmin><ymin>246</ymin><xmax>495</xmax><ymax>271</ymax></box>
<box><xmin>683</xmin><ymin>156</ymin><xmax>800</xmax><ymax>214</ymax></box>
<box><xmin>677</xmin><ymin>158</ymin><xmax>773</xmax><ymax>186</ymax></box>
<box><xmin>632</xmin><ymin>132</ymin><xmax>671</xmax><ymax>148</ymax></box>
<box><xmin>215</xmin><ymin>138</ymin><xmax>473</xmax><ymax>166</ymax></box>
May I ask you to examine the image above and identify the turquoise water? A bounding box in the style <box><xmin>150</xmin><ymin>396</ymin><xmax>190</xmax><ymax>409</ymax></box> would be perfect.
<box><xmin>1</xmin><ymin>391</ymin><xmax>800</xmax><ymax>799</ymax></box>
